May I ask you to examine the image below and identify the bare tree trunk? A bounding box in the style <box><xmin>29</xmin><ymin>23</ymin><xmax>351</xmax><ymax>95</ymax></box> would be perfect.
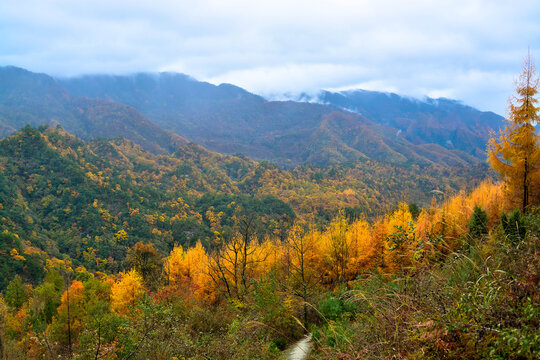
<box><xmin>216</xmin><ymin>252</ymin><xmax>232</xmax><ymax>298</ymax></box>
<box><xmin>239</xmin><ymin>216</ymin><xmax>254</xmax><ymax>297</ymax></box>
<box><xmin>300</xmin><ymin>249</ymin><xmax>308</xmax><ymax>328</ymax></box>
<box><xmin>523</xmin><ymin>158</ymin><xmax>529</xmax><ymax>213</ymax></box>
<box><xmin>94</xmin><ymin>319</ymin><xmax>101</xmax><ymax>360</ymax></box>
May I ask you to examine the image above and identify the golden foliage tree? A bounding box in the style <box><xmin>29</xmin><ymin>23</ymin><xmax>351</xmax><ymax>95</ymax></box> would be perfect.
<box><xmin>111</xmin><ymin>269</ymin><xmax>144</xmax><ymax>315</ymax></box>
<box><xmin>47</xmin><ymin>280</ymin><xmax>86</xmax><ymax>354</ymax></box>
<box><xmin>164</xmin><ymin>245</ymin><xmax>186</xmax><ymax>283</ymax></box>
<box><xmin>285</xmin><ymin>222</ymin><xmax>321</xmax><ymax>325</ymax></box>
<box><xmin>165</xmin><ymin>242</ymin><xmax>214</xmax><ymax>301</ymax></box>
<box><xmin>383</xmin><ymin>203</ymin><xmax>415</xmax><ymax>272</ymax></box>
<box><xmin>346</xmin><ymin>217</ymin><xmax>377</xmax><ymax>275</ymax></box>
<box><xmin>489</xmin><ymin>53</ymin><xmax>540</xmax><ymax>212</ymax></box>
<box><xmin>324</xmin><ymin>212</ymin><xmax>349</xmax><ymax>283</ymax></box>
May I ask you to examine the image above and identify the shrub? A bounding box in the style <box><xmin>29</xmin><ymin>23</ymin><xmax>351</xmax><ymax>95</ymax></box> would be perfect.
<box><xmin>318</xmin><ymin>296</ymin><xmax>343</xmax><ymax>321</ymax></box>
<box><xmin>469</xmin><ymin>205</ymin><xmax>489</xmax><ymax>238</ymax></box>
<box><xmin>501</xmin><ymin>209</ymin><xmax>526</xmax><ymax>244</ymax></box>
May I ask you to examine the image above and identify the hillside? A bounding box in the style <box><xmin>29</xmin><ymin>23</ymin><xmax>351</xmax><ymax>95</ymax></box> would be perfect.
<box><xmin>0</xmin><ymin>117</ymin><xmax>535</xmax><ymax>360</ymax></box>
<box><xmin>0</xmin><ymin>126</ymin><xmax>492</xmax><ymax>286</ymax></box>
<box><xmin>315</xmin><ymin>89</ymin><xmax>504</xmax><ymax>158</ymax></box>
<box><xmin>0</xmin><ymin>66</ymin><xmax>188</xmax><ymax>154</ymax></box>
<box><xmin>0</xmin><ymin>126</ymin><xmax>293</xmax><ymax>284</ymax></box>
<box><xmin>1</xmin><ymin>128</ymin><xmax>537</xmax><ymax>359</ymax></box>
<box><xmin>58</xmin><ymin>72</ymin><xmax>495</xmax><ymax>167</ymax></box>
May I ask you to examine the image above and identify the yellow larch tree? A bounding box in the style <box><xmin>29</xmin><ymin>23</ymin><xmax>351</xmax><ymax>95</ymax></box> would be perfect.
<box><xmin>285</xmin><ymin>221</ymin><xmax>321</xmax><ymax>326</ymax></box>
<box><xmin>488</xmin><ymin>53</ymin><xmax>540</xmax><ymax>212</ymax></box>
<box><xmin>323</xmin><ymin>212</ymin><xmax>350</xmax><ymax>283</ymax></box>
<box><xmin>207</xmin><ymin>224</ymin><xmax>271</xmax><ymax>300</ymax></box>
<box><xmin>346</xmin><ymin>217</ymin><xmax>377</xmax><ymax>276</ymax></box>
<box><xmin>165</xmin><ymin>245</ymin><xmax>186</xmax><ymax>283</ymax></box>
<box><xmin>165</xmin><ymin>241</ymin><xmax>215</xmax><ymax>301</ymax></box>
<box><xmin>415</xmin><ymin>208</ymin><xmax>440</xmax><ymax>261</ymax></box>
<box><xmin>466</xmin><ymin>180</ymin><xmax>507</xmax><ymax>225</ymax></box>
<box><xmin>370</xmin><ymin>219</ymin><xmax>388</xmax><ymax>269</ymax></box>
<box><xmin>383</xmin><ymin>203</ymin><xmax>415</xmax><ymax>273</ymax></box>
<box><xmin>110</xmin><ymin>269</ymin><xmax>144</xmax><ymax>315</ymax></box>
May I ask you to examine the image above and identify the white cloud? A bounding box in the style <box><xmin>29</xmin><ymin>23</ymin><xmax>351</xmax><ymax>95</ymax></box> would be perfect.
<box><xmin>0</xmin><ymin>0</ymin><xmax>539</xmax><ymax>115</ymax></box>
<box><xmin>204</xmin><ymin>63</ymin><xmax>372</xmax><ymax>95</ymax></box>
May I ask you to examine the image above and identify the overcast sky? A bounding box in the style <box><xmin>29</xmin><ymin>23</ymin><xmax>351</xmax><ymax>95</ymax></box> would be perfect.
<box><xmin>1</xmin><ymin>0</ymin><xmax>539</xmax><ymax>115</ymax></box>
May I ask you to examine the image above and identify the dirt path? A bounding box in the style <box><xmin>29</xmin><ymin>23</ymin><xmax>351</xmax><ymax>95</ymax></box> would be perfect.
<box><xmin>287</xmin><ymin>334</ymin><xmax>312</xmax><ymax>360</ymax></box>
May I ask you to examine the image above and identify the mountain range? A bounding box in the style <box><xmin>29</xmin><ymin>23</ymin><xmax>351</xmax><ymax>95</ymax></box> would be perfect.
<box><xmin>0</xmin><ymin>67</ymin><xmax>188</xmax><ymax>154</ymax></box>
<box><xmin>315</xmin><ymin>90</ymin><xmax>503</xmax><ymax>158</ymax></box>
<box><xmin>0</xmin><ymin>66</ymin><xmax>504</xmax><ymax>168</ymax></box>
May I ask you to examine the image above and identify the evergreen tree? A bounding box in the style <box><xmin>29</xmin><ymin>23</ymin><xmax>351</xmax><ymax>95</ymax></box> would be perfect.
<box><xmin>408</xmin><ymin>203</ymin><xmax>421</xmax><ymax>220</ymax></box>
<box><xmin>488</xmin><ymin>53</ymin><xmax>540</xmax><ymax>212</ymax></box>
<box><xmin>125</xmin><ymin>242</ymin><xmax>163</xmax><ymax>289</ymax></box>
<box><xmin>501</xmin><ymin>209</ymin><xmax>526</xmax><ymax>244</ymax></box>
<box><xmin>469</xmin><ymin>205</ymin><xmax>488</xmax><ymax>238</ymax></box>
<box><xmin>4</xmin><ymin>275</ymin><xmax>27</xmax><ymax>309</ymax></box>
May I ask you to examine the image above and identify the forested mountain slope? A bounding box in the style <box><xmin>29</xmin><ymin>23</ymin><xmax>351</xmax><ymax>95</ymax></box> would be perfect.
<box><xmin>0</xmin><ymin>67</ymin><xmax>188</xmax><ymax>154</ymax></box>
<box><xmin>0</xmin><ymin>126</ymin><xmax>291</xmax><ymax>285</ymax></box>
<box><xmin>58</xmin><ymin>72</ymin><xmax>495</xmax><ymax>167</ymax></box>
<box><xmin>315</xmin><ymin>89</ymin><xmax>504</xmax><ymax>158</ymax></box>
<box><xmin>0</xmin><ymin>126</ymin><xmax>490</xmax><ymax>287</ymax></box>
<box><xmin>0</xmin><ymin>126</ymin><xmax>535</xmax><ymax>359</ymax></box>
<box><xmin>0</xmin><ymin>66</ymin><xmax>502</xmax><ymax>168</ymax></box>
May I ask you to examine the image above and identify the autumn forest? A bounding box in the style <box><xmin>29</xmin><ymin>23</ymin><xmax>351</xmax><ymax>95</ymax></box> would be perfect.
<box><xmin>0</xmin><ymin>55</ymin><xmax>539</xmax><ymax>360</ymax></box>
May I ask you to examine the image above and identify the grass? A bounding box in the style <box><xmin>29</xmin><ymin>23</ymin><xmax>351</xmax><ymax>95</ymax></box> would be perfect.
<box><xmin>308</xmin><ymin>210</ymin><xmax>540</xmax><ymax>359</ymax></box>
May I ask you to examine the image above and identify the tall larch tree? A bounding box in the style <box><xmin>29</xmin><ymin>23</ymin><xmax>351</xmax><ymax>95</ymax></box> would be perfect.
<box><xmin>110</xmin><ymin>270</ymin><xmax>144</xmax><ymax>315</ymax></box>
<box><xmin>488</xmin><ymin>53</ymin><xmax>540</xmax><ymax>212</ymax></box>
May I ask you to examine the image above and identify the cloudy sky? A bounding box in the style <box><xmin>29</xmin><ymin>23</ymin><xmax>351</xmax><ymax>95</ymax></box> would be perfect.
<box><xmin>1</xmin><ymin>0</ymin><xmax>539</xmax><ymax>115</ymax></box>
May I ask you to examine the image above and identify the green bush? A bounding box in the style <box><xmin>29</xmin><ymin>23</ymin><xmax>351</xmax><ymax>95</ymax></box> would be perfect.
<box><xmin>318</xmin><ymin>296</ymin><xmax>343</xmax><ymax>321</ymax></box>
<box><xmin>501</xmin><ymin>209</ymin><xmax>526</xmax><ymax>244</ymax></box>
<box><xmin>469</xmin><ymin>205</ymin><xmax>488</xmax><ymax>238</ymax></box>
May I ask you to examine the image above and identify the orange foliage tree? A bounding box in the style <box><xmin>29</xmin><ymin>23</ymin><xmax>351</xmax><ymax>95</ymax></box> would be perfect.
<box><xmin>47</xmin><ymin>280</ymin><xmax>86</xmax><ymax>354</ymax></box>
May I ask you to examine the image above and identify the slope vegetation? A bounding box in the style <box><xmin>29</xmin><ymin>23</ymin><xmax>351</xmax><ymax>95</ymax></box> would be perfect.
<box><xmin>0</xmin><ymin>126</ymin><xmax>490</xmax><ymax>286</ymax></box>
<box><xmin>317</xmin><ymin>89</ymin><xmax>504</xmax><ymax>157</ymax></box>
<box><xmin>58</xmin><ymin>72</ymin><xmax>496</xmax><ymax>167</ymax></box>
<box><xmin>0</xmin><ymin>66</ymin><xmax>187</xmax><ymax>154</ymax></box>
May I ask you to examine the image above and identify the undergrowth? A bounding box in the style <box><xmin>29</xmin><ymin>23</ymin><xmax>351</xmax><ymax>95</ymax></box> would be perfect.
<box><xmin>309</xmin><ymin>209</ymin><xmax>540</xmax><ymax>359</ymax></box>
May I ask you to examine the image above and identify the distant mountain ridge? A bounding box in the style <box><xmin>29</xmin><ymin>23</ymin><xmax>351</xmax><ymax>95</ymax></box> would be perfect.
<box><xmin>313</xmin><ymin>90</ymin><xmax>504</xmax><ymax>158</ymax></box>
<box><xmin>0</xmin><ymin>66</ymin><xmax>188</xmax><ymax>154</ymax></box>
<box><xmin>0</xmin><ymin>66</ymin><xmax>504</xmax><ymax>168</ymax></box>
<box><xmin>58</xmin><ymin>71</ymin><xmax>503</xmax><ymax>167</ymax></box>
